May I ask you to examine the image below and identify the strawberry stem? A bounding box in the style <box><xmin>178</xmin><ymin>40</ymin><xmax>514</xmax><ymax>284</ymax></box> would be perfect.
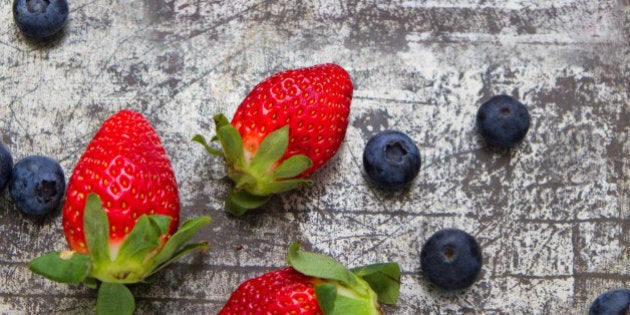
<box><xmin>30</xmin><ymin>193</ymin><xmax>212</xmax><ymax>314</ymax></box>
<box><xmin>76</xmin><ymin>194</ymin><xmax>212</xmax><ymax>284</ymax></box>
<box><xmin>286</xmin><ymin>241</ymin><xmax>401</xmax><ymax>315</ymax></box>
<box><xmin>194</xmin><ymin>114</ymin><xmax>315</xmax><ymax>216</ymax></box>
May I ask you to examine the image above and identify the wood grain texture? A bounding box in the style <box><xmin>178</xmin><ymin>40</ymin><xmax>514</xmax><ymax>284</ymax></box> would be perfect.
<box><xmin>0</xmin><ymin>0</ymin><xmax>628</xmax><ymax>314</ymax></box>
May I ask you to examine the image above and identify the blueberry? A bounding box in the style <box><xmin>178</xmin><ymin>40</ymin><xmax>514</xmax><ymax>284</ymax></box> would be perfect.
<box><xmin>363</xmin><ymin>130</ymin><xmax>421</xmax><ymax>189</ymax></box>
<box><xmin>420</xmin><ymin>228</ymin><xmax>482</xmax><ymax>290</ymax></box>
<box><xmin>9</xmin><ymin>155</ymin><xmax>65</xmax><ymax>217</ymax></box>
<box><xmin>589</xmin><ymin>289</ymin><xmax>630</xmax><ymax>315</ymax></box>
<box><xmin>476</xmin><ymin>95</ymin><xmax>531</xmax><ymax>148</ymax></box>
<box><xmin>13</xmin><ymin>0</ymin><xmax>69</xmax><ymax>38</ymax></box>
<box><xmin>0</xmin><ymin>141</ymin><xmax>13</xmax><ymax>193</ymax></box>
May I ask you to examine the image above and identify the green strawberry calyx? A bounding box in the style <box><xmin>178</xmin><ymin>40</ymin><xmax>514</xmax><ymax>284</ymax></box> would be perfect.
<box><xmin>193</xmin><ymin>114</ymin><xmax>314</xmax><ymax>216</ymax></box>
<box><xmin>287</xmin><ymin>241</ymin><xmax>401</xmax><ymax>315</ymax></box>
<box><xmin>30</xmin><ymin>193</ymin><xmax>212</xmax><ymax>315</ymax></box>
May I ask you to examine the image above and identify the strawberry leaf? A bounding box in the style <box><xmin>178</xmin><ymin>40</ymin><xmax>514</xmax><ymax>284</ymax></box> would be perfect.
<box><xmin>84</xmin><ymin>194</ymin><xmax>111</xmax><ymax>263</ymax></box>
<box><xmin>217</xmin><ymin>124</ymin><xmax>245</xmax><ymax>167</ymax></box>
<box><xmin>29</xmin><ymin>251</ymin><xmax>91</xmax><ymax>284</ymax></box>
<box><xmin>249</xmin><ymin>126</ymin><xmax>289</xmax><ymax>176</ymax></box>
<box><xmin>266</xmin><ymin>178</ymin><xmax>313</xmax><ymax>194</ymax></box>
<box><xmin>325</xmin><ymin>289</ymin><xmax>380</xmax><ymax>315</ymax></box>
<box><xmin>150</xmin><ymin>216</ymin><xmax>212</xmax><ymax>272</ymax></box>
<box><xmin>148</xmin><ymin>242</ymin><xmax>209</xmax><ymax>277</ymax></box>
<box><xmin>229</xmin><ymin>171</ymin><xmax>258</xmax><ymax>190</ymax></box>
<box><xmin>213</xmin><ymin>113</ymin><xmax>230</xmax><ymax>128</ymax></box>
<box><xmin>273</xmin><ymin>155</ymin><xmax>313</xmax><ymax>179</ymax></box>
<box><xmin>287</xmin><ymin>241</ymin><xmax>355</xmax><ymax>286</ymax></box>
<box><xmin>315</xmin><ymin>283</ymin><xmax>337</xmax><ymax>315</ymax></box>
<box><xmin>84</xmin><ymin>277</ymin><xmax>99</xmax><ymax>289</ymax></box>
<box><xmin>149</xmin><ymin>215</ymin><xmax>173</xmax><ymax>236</ymax></box>
<box><xmin>169</xmin><ymin>242</ymin><xmax>209</xmax><ymax>262</ymax></box>
<box><xmin>96</xmin><ymin>282</ymin><xmax>135</xmax><ymax>315</ymax></box>
<box><xmin>226</xmin><ymin>189</ymin><xmax>271</xmax><ymax>216</ymax></box>
<box><xmin>192</xmin><ymin>134</ymin><xmax>222</xmax><ymax>156</ymax></box>
<box><xmin>115</xmin><ymin>215</ymin><xmax>165</xmax><ymax>264</ymax></box>
<box><xmin>214</xmin><ymin>114</ymin><xmax>245</xmax><ymax>168</ymax></box>
<box><xmin>288</xmin><ymin>242</ymin><xmax>384</xmax><ymax>315</ymax></box>
<box><xmin>351</xmin><ymin>263</ymin><xmax>401</xmax><ymax>305</ymax></box>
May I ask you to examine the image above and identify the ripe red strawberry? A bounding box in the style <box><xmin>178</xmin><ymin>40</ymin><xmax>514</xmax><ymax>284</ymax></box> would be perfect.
<box><xmin>219</xmin><ymin>242</ymin><xmax>400</xmax><ymax>315</ymax></box>
<box><xmin>63</xmin><ymin>110</ymin><xmax>180</xmax><ymax>256</ymax></box>
<box><xmin>220</xmin><ymin>267</ymin><xmax>323</xmax><ymax>315</ymax></box>
<box><xmin>231</xmin><ymin>63</ymin><xmax>352</xmax><ymax>176</ymax></box>
<box><xmin>194</xmin><ymin>64</ymin><xmax>353</xmax><ymax>215</ymax></box>
<box><xmin>30</xmin><ymin>110</ymin><xmax>211</xmax><ymax>314</ymax></box>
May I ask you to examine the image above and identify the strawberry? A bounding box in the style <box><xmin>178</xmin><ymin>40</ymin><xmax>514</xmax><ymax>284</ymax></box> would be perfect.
<box><xmin>219</xmin><ymin>242</ymin><xmax>401</xmax><ymax>315</ymax></box>
<box><xmin>30</xmin><ymin>110</ymin><xmax>211</xmax><ymax>315</ymax></box>
<box><xmin>194</xmin><ymin>63</ymin><xmax>353</xmax><ymax>215</ymax></box>
<box><xmin>220</xmin><ymin>267</ymin><xmax>322</xmax><ymax>314</ymax></box>
<box><xmin>63</xmin><ymin>109</ymin><xmax>181</xmax><ymax>256</ymax></box>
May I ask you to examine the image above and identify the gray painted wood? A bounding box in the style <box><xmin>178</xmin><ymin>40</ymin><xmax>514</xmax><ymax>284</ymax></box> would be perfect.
<box><xmin>0</xmin><ymin>0</ymin><xmax>628</xmax><ymax>314</ymax></box>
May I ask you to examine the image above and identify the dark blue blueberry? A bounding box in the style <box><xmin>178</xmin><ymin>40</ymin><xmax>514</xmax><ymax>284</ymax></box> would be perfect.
<box><xmin>476</xmin><ymin>95</ymin><xmax>531</xmax><ymax>148</ymax></box>
<box><xmin>420</xmin><ymin>228</ymin><xmax>482</xmax><ymax>290</ymax></box>
<box><xmin>9</xmin><ymin>155</ymin><xmax>65</xmax><ymax>217</ymax></box>
<box><xmin>0</xmin><ymin>141</ymin><xmax>13</xmax><ymax>193</ymax></box>
<box><xmin>362</xmin><ymin>130</ymin><xmax>421</xmax><ymax>189</ymax></box>
<box><xmin>589</xmin><ymin>289</ymin><xmax>630</xmax><ymax>315</ymax></box>
<box><xmin>13</xmin><ymin>0</ymin><xmax>69</xmax><ymax>38</ymax></box>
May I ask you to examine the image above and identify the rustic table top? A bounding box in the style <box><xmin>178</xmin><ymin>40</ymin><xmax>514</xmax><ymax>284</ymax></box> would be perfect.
<box><xmin>1</xmin><ymin>1</ymin><xmax>628</xmax><ymax>314</ymax></box>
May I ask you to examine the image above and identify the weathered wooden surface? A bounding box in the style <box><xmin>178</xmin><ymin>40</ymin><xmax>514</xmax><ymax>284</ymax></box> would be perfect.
<box><xmin>0</xmin><ymin>0</ymin><xmax>628</xmax><ymax>314</ymax></box>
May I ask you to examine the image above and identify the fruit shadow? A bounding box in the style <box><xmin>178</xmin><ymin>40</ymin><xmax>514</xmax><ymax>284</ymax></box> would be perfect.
<box><xmin>361</xmin><ymin>172</ymin><xmax>415</xmax><ymax>201</ymax></box>
<box><xmin>17</xmin><ymin>26</ymin><xmax>68</xmax><ymax>50</ymax></box>
<box><xmin>16</xmin><ymin>200</ymin><xmax>64</xmax><ymax>226</ymax></box>
<box><xmin>474</xmin><ymin>129</ymin><xmax>528</xmax><ymax>157</ymax></box>
<box><xmin>415</xmin><ymin>265</ymin><xmax>487</xmax><ymax>300</ymax></box>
